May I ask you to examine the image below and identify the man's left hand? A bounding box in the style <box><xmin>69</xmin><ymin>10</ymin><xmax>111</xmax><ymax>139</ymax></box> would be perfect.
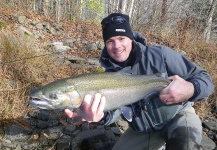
<box><xmin>159</xmin><ymin>75</ymin><xmax>194</xmax><ymax>105</ymax></box>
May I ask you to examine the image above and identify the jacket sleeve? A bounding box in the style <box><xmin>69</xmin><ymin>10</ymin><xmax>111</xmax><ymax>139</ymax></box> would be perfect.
<box><xmin>162</xmin><ymin>46</ymin><xmax>214</xmax><ymax>102</ymax></box>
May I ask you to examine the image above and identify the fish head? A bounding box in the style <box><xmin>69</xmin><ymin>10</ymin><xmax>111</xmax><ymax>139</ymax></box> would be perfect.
<box><xmin>28</xmin><ymin>83</ymin><xmax>82</xmax><ymax>110</ymax></box>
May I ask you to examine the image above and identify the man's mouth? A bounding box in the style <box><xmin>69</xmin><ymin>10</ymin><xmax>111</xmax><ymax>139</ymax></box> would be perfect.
<box><xmin>114</xmin><ymin>50</ymin><xmax>124</xmax><ymax>54</ymax></box>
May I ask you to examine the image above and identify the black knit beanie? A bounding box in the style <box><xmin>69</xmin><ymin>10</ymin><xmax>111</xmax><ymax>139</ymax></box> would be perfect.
<box><xmin>101</xmin><ymin>13</ymin><xmax>134</xmax><ymax>42</ymax></box>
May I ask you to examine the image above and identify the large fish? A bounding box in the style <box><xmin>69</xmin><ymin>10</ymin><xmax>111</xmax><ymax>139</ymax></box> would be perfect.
<box><xmin>29</xmin><ymin>72</ymin><xmax>170</xmax><ymax>121</ymax></box>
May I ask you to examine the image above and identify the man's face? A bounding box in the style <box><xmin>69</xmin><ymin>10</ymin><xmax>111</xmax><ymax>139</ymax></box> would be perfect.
<box><xmin>105</xmin><ymin>36</ymin><xmax>132</xmax><ymax>62</ymax></box>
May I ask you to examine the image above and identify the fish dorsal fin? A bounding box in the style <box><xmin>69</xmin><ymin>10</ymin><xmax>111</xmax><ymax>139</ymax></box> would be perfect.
<box><xmin>120</xmin><ymin>106</ymin><xmax>133</xmax><ymax>122</ymax></box>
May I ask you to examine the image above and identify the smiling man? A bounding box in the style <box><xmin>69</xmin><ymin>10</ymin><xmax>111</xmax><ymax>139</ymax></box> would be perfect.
<box><xmin>65</xmin><ymin>13</ymin><xmax>214</xmax><ymax>150</ymax></box>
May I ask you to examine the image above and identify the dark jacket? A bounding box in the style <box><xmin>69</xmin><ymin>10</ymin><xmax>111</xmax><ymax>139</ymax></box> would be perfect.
<box><xmin>98</xmin><ymin>32</ymin><xmax>214</xmax><ymax>132</ymax></box>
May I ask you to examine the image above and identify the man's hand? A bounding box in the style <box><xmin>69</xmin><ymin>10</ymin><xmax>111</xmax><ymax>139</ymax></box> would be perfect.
<box><xmin>64</xmin><ymin>93</ymin><xmax>106</xmax><ymax>122</ymax></box>
<box><xmin>159</xmin><ymin>75</ymin><xmax>194</xmax><ymax>105</ymax></box>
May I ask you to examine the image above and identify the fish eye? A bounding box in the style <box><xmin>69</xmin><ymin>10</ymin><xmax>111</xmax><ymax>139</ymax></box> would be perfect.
<box><xmin>49</xmin><ymin>93</ymin><xmax>58</xmax><ymax>99</ymax></box>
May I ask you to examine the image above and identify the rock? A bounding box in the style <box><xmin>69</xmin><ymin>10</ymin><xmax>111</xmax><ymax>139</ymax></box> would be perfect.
<box><xmin>70</xmin><ymin>128</ymin><xmax>105</xmax><ymax>149</ymax></box>
<box><xmin>48</xmin><ymin>42</ymin><xmax>71</xmax><ymax>53</ymax></box>
<box><xmin>203</xmin><ymin>117</ymin><xmax>217</xmax><ymax>131</ymax></box>
<box><xmin>28</xmin><ymin>118</ymin><xmax>59</xmax><ymax>129</ymax></box>
<box><xmin>42</xmin><ymin>126</ymin><xmax>63</xmax><ymax>140</ymax></box>
<box><xmin>5</xmin><ymin>124</ymin><xmax>31</xmax><ymax>141</ymax></box>
<box><xmin>63</xmin><ymin>124</ymin><xmax>77</xmax><ymax>135</ymax></box>
<box><xmin>17</xmin><ymin>15</ymin><xmax>26</xmax><ymax>24</ymax></box>
<box><xmin>15</xmin><ymin>145</ymin><xmax>22</xmax><ymax>150</ymax></box>
<box><xmin>28</xmin><ymin>109</ymin><xmax>59</xmax><ymax>121</ymax></box>
<box><xmin>17</xmin><ymin>26</ymin><xmax>33</xmax><ymax>36</ymax></box>
<box><xmin>63</xmin><ymin>39</ymin><xmax>76</xmax><ymax>47</ymax></box>
<box><xmin>56</xmin><ymin>138</ymin><xmax>71</xmax><ymax>150</ymax></box>
<box><xmin>43</xmin><ymin>23</ymin><xmax>57</xmax><ymax>35</ymax></box>
<box><xmin>87</xmin><ymin>43</ymin><xmax>97</xmax><ymax>50</ymax></box>
<box><xmin>12</xmin><ymin>14</ymin><xmax>26</xmax><ymax>24</ymax></box>
<box><xmin>35</xmin><ymin>23</ymin><xmax>44</xmax><ymax>29</ymax></box>
<box><xmin>2</xmin><ymin>140</ymin><xmax>13</xmax><ymax>148</ymax></box>
<box><xmin>110</xmin><ymin>127</ymin><xmax>121</xmax><ymax>135</ymax></box>
<box><xmin>21</xmin><ymin>142</ymin><xmax>39</xmax><ymax>150</ymax></box>
<box><xmin>86</xmin><ymin>58</ymin><xmax>100</xmax><ymax>65</ymax></box>
<box><xmin>94</xmin><ymin>141</ymin><xmax>104</xmax><ymax>150</ymax></box>
<box><xmin>68</xmin><ymin>57</ymin><xmax>86</xmax><ymax>63</ymax></box>
<box><xmin>105</xmin><ymin>130</ymin><xmax>116</xmax><ymax>141</ymax></box>
<box><xmin>97</xmin><ymin>41</ymin><xmax>105</xmax><ymax>50</ymax></box>
<box><xmin>201</xmin><ymin>135</ymin><xmax>216</xmax><ymax>150</ymax></box>
<box><xmin>81</xmin><ymin>123</ymin><xmax>90</xmax><ymax>131</ymax></box>
<box><xmin>81</xmin><ymin>40</ymin><xmax>88</xmax><ymax>45</ymax></box>
<box><xmin>116</xmin><ymin>118</ymin><xmax>129</xmax><ymax>132</ymax></box>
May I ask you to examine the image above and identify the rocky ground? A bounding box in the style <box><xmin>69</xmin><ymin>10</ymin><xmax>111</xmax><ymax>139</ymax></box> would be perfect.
<box><xmin>0</xmin><ymin>11</ymin><xmax>216</xmax><ymax>150</ymax></box>
<box><xmin>0</xmin><ymin>109</ymin><xmax>216</xmax><ymax>150</ymax></box>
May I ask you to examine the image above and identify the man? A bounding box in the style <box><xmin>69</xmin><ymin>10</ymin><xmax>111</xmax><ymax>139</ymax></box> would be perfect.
<box><xmin>65</xmin><ymin>13</ymin><xmax>214</xmax><ymax>150</ymax></box>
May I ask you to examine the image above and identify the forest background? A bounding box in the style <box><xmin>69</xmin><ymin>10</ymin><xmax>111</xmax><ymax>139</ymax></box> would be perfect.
<box><xmin>0</xmin><ymin>0</ymin><xmax>216</xmax><ymax>126</ymax></box>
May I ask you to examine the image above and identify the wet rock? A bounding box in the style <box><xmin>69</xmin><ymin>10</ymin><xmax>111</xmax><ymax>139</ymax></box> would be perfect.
<box><xmin>56</xmin><ymin>138</ymin><xmax>71</xmax><ymax>150</ymax></box>
<box><xmin>5</xmin><ymin>124</ymin><xmax>31</xmax><ymax>141</ymax></box>
<box><xmin>28</xmin><ymin>118</ymin><xmax>59</xmax><ymax>129</ymax></box>
<box><xmin>2</xmin><ymin>140</ymin><xmax>13</xmax><ymax>148</ymax></box>
<box><xmin>94</xmin><ymin>141</ymin><xmax>116</xmax><ymax>150</ymax></box>
<box><xmin>71</xmin><ymin>128</ymin><xmax>105</xmax><ymax>149</ymax></box>
<box><xmin>28</xmin><ymin>109</ymin><xmax>59</xmax><ymax>121</ymax></box>
<box><xmin>94</xmin><ymin>141</ymin><xmax>104</xmax><ymax>150</ymax></box>
<box><xmin>42</xmin><ymin>126</ymin><xmax>63</xmax><ymax>140</ymax></box>
<box><xmin>63</xmin><ymin>124</ymin><xmax>77</xmax><ymax>135</ymax></box>
<box><xmin>21</xmin><ymin>142</ymin><xmax>39</xmax><ymax>150</ymax></box>
<box><xmin>105</xmin><ymin>130</ymin><xmax>116</xmax><ymax>141</ymax></box>
<box><xmin>81</xmin><ymin>122</ymin><xmax>90</xmax><ymax>131</ymax></box>
<box><xmin>110</xmin><ymin>127</ymin><xmax>121</xmax><ymax>135</ymax></box>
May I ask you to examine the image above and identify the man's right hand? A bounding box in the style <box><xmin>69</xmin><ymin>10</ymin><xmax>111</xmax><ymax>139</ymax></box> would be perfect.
<box><xmin>64</xmin><ymin>93</ymin><xmax>106</xmax><ymax>122</ymax></box>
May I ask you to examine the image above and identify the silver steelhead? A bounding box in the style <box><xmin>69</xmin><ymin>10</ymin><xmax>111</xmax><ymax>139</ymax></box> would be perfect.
<box><xmin>29</xmin><ymin>72</ymin><xmax>170</xmax><ymax>112</ymax></box>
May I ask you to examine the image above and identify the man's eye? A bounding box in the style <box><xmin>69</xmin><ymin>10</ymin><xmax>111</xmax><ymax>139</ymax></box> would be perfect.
<box><xmin>49</xmin><ymin>93</ymin><xmax>57</xmax><ymax>99</ymax></box>
<box><xmin>107</xmin><ymin>40</ymin><xmax>112</xmax><ymax>43</ymax></box>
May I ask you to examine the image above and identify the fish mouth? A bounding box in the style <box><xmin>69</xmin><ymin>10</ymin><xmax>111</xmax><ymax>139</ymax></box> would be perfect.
<box><xmin>29</xmin><ymin>97</ymin><xmax>54</xmax><ymax>109</ymax></box>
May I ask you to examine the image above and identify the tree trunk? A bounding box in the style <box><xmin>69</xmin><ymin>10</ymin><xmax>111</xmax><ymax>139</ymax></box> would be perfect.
<box><xmin>43</xmin><ymin>0</ymin><xmax>50</xmax><ymax>17</ymax></box>
<box><xmin>115</xmin><ymin>0</ymin><xmax>120</xmax><ymax>12</ymax></box>
<box><xmin>203</xmin><ymin>0</ymin><xmax>217</xmax><ymax>43</ymax></box>
<box><xmin>119</xmin><ymin>0</ymin><xmax>127</xmax><ymax>14</ymax></box>
<box><xmin>129</xmin><ymin>0</ymin><xmax>135</xmax><ymax>21</ymax></box>
<box><xmin>161</xmin><ymin>0</ymin><xmax>167</xmax><ymax>26</ymax></box>
<box><xmin>55</xmin><ymin>0</ymin><xmax>61</xmax><ymax>23</ymax></box>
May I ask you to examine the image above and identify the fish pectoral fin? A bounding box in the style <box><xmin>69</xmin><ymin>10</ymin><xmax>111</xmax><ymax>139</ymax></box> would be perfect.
<box><xmin>120</xmin><ymin>106</ymin><xmax>133</xmax><ymax>122</ymax></box>
<box><xmin>73</xmin><ymin>108</ymin><xmax>92</xmax><ymax>121</ymax></box>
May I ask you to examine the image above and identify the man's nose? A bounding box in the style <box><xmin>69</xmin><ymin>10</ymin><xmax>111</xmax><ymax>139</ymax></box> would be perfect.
<box><xmin>114</xmin><ymin>40</ymin><xmax>121</xmax><ymax>48</ymax></box>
